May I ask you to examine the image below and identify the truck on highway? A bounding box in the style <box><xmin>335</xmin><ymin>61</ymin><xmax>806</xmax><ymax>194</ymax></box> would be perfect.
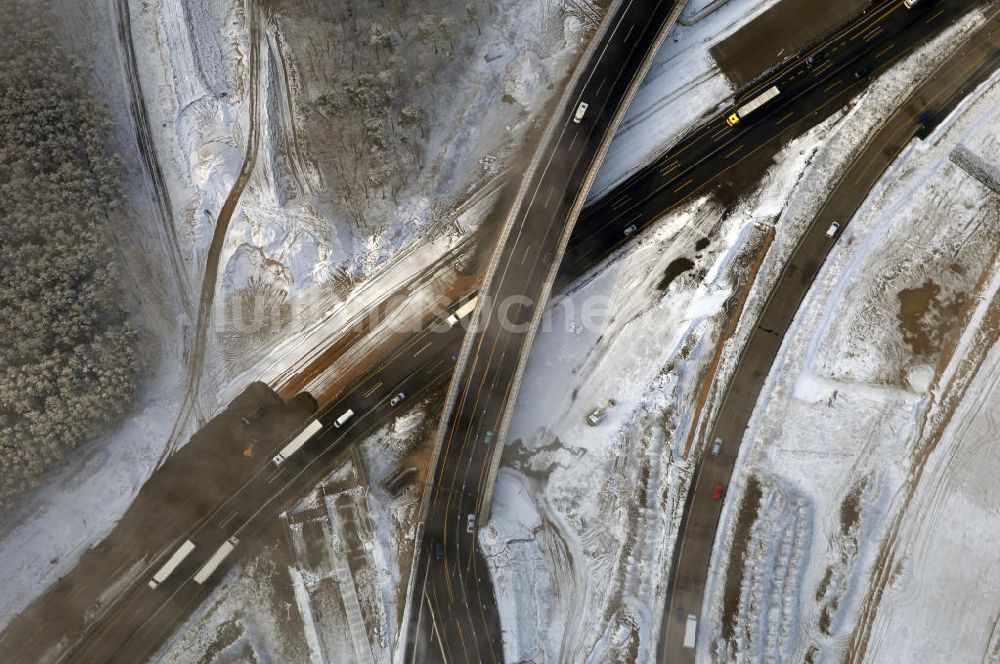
<box><xmin>726</xmin><ymin>85</ymin><xmax>781</xmax><ymax>126</ymax></box>
<box><xmin>445</xmin><ymin>295</ymin><xmax>479</xmax><ymax>327</ymax></box>
<box><xmin>271</xmin><ymin>419</ymin><xmax>324</xmax><ymax>466</ymax></box>
<box><xmin>148</xmin><ymin>540</ymin><xmax>196</xmax><ymax>589</ymax></box>
<box><xmin>684</xmin><ymin>614</ymin><xmax>698</xmax><ymax>648</ymax></box>
<box><xmin>193</xmin><ymin>537</ymin><xmax>239</xmax><ymax>585</ymax></box>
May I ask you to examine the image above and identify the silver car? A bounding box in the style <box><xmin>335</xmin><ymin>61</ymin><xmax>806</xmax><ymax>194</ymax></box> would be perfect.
<box><xmin>390</xmin><ymin>392</ymin><xmax>405</xmax><ymax>407</ymax></box>
<box><xmin>466</xmin><ymin>514</ymin><xmax>476</xmax><ymax>533</ymax></box>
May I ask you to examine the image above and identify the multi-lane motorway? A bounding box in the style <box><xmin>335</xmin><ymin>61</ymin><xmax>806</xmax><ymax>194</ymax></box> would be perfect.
<box><xmin>407</xmin><ymin>0</ymin><xmax>985</xmax><ymax>662</ymax></box>
<box><xmin>1</xmin><ymin>0</ymin><xmax>988</xmax><ymax>661</ymax></box>
<box><xmin>404</xmin><ymin>0</ymin><xmax>688</xmax><ymax>661</ymax></box>
<box><xmin>659</xmin><ymin>4</ymin><xmax>1000</xmax><ymax>662</ymax></box>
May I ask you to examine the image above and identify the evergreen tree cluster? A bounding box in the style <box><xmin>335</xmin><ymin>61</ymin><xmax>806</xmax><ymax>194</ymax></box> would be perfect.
<box><xmin>0</xmin><ymin>2</ymin><xmax>139</xmax><ymax>507</ymax></box>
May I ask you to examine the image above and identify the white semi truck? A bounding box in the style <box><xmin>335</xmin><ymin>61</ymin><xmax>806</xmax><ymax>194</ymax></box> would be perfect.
<box><xmin>148</xmin><ymin>540</ymin><xmax>196</xmax><ymax>589</ymax></box>
<box><xmin>726</xmin><ymin>85</ymin><xmax>781</xmax><ymax>126</ymax></box>
<box><xmin>445</xmin><ymin>296</ymin><xmax>479</xmax><ymax>326</ymax></box>
<box><xmin>193</xmin><ymin>537</ymin><xmax>239</xmax><ymax>585</ymax></box>
<box><xmin>272</xmin><ymin>419</ymin><xmax>324</xmax><ymax>466</ymax></box>
<box><xmin>684</xmin><ymin>614</ymin><xmax>698</xmax><ymax>649</ymax></box>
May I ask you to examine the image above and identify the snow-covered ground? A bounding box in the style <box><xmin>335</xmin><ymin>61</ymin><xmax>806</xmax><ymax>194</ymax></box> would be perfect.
<box><xmin>476</xmin><ymin>6</ymin><xmax>999</xmax><ymax>662</ymax></box>
<box><xmin>7</xmin><ymin>0</ymin><xmax>996</xmax><ymax>660</ymax></box>
<box><xmin>0</xmin><ymin>0</ymin><xmax>598</xmax><ymax>632</ymax></box>
<box><xmin>476</xmin><ymin>112</ymin><xmax>844</xmax><ymax>661</ymax></box>
<box><xmin>127</xmin><ymin>0</ymin><xmax>600</xmax><ymax>372</ymax></box>
<box><xmin>696</xmin><ymin>12</ymin><xmax>1000</xmax><ymax>663</ymax></box>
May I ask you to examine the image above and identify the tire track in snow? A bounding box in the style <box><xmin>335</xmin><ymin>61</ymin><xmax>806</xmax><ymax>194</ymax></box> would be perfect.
<box><xmin>160</xmin><ymin>0</ymin><xmax>265</xmax><ymax>463</ymax></box>
<box><xmin>115</xmin><ymin>0</ymin><xmax>194</xmax><ymax>317</ymax></box>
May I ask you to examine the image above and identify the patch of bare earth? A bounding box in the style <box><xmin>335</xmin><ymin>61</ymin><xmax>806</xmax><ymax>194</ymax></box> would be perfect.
<box><xmin>721</xmin><ymin>475</ymin><xmax>763</xmax><ymax>643</ymax></box>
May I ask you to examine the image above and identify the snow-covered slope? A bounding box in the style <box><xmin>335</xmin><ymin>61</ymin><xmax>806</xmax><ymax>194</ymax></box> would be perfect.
<box><xmin>699</xmin><ymin>14</ymin><xmax>1000</xmax><ymax>662</ymax></box>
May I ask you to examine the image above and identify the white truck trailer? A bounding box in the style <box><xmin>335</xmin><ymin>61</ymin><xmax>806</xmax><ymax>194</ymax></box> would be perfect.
<box><xmin>148</xmin><ymin>540</ymin><xmax>196</xmax><ymax>589</ymax></box>
<box><xmin>272</xmin><ymin>419</ymin><xmax>323</xmax><ymax>466</ymax></box>
<box><xmin>726</xmin><ymin>85</ymin><xmax>781</xmax><ymax>126</ymax></box>
<box><xmin>445</xmin><ymin>296</ymin><xmax>479</xmax><ymax>326</ymax></box>
<box><xmin>193</xmin><ymin>537</ymin><xmax>239</xmax><ymax>585</ymax></box>
<box><xmin>683</xmin><ymin>614</ymin><xmax>698</xmax><ymax>649</ymax></box>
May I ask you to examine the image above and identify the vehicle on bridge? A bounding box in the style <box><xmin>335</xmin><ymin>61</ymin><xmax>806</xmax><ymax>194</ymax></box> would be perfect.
<box><xmin>826</xmin><ymin>222</ymin><xmax>841</xmax><ymax>238</ymax></box>
<box><xmin>726</xmin><ymin>85</ymin><xmax>781</xmax><ymax>126</ymax></box>
<box><xmin>806</xmin><ymin>51</ymin><xmax>826</xmax><ymax>67</ymax></box>
<box><xmin>466</xmin><ymin>514</ymin><xmax>476</xmax><ymax>533</ymax></box>
<box><xmin>148</xmin><ymin>540</ymin><xmax>196</xmax><ymax>590</ymax></box>
<box><xmin>445</xmin><ymin>295</ymin><xmax>479</xmax><ymax>327</ymax></box>
<box><xmin>712</xmin><ymin>483</ymin><xmax>725</xmax><ymax>500</ymax></box>
<box><xmin>390</xmin><ymin>392</ymin><xmax>406</xmax><ymax>407</ymax></box>
<box><xmin>193</xmin><ymin>537</ymin><xmax>239</xmax><ymax>585</ymax></box>
<box><xmin>271</xmin><ymin>419</ymin><xmax>324</xmax><ymax>466</ymax></box>
<box><xmin>711</xmin><ymin>438</ymin><xmax>723</xmax><ymax>455</ymax></box>
<box><xmin>904</xmin><ymin>0</ymin><xmax>922</xmax><ymax>8</ymax></box>
<box><xmin>573</xmin><ymin>101</ymin><xmax>589</xmax><ymax>123</ymax></box>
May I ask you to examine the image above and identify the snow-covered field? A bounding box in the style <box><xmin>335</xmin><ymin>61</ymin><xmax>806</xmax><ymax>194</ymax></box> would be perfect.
<box><xmin>0</xmin><ymin>0</ymin><xmax>600</xmax><ymax>633</ymax></box>
<box><xmin>697</xmin><ymin>16</ymin><xmax>1000</xmax><ymax>664</ymax></box>
<box><xmin>7</xmin><ymin>0</ymin><xmax>998</xmax><ymax>661</ymax></box>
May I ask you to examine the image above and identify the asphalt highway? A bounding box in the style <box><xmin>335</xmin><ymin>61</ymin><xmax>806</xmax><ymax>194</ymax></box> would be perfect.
<box><xmin>658</xmin><ymin>5</ymin><xmax>1000</xmax><ymax>662</ymax></box>
<box><xmin>563</xmin><ymin>0</ymin><xmax>972</xmax><ymax>279</ymax></box>
<box><xmin>10</xmin><ymin>318</ymin><xmax>465</xmax><ymax>664</ymax></box>
<box><xmin>404</xmin><ymin>0</ymin><xmax>687</xmax><ymax>661</ymax></box>
<box><xmin>408</xmin><ymin>0</ymin><xmax>987</xmax><ymax>662</ymax></box>
<box><xmin>2</xmin><ymin>0</ymin><xmax>986</xmax><ymax>660</ymax></box>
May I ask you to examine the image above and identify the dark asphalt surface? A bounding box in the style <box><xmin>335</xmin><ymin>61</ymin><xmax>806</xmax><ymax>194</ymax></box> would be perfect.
<box><xmin>1</xmin><ymin>0</ymin><xmax>989</xmax><ymax>661</ymax></box>
<box><xmin>405</xmin><ymin>0</ymin><xmax>686</xmax><ymax>661</ymax></box>
<box><xmin>659</xmin><ymin>3</ymin><xmax>1000</xmax><ymax>662</ymax></box>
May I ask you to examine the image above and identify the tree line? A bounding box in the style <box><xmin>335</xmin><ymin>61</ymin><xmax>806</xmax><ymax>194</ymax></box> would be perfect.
<box><xmin>0</xmin><ymin>1</ymin><xmax>138</xmax><ymax>507</ymax></box>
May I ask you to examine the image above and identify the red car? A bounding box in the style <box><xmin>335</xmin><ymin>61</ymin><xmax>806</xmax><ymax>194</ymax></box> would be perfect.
<box><xmin>712</xmin><ymin>483</ymin><xmax>725</xmax><ymax>500</ymax></box>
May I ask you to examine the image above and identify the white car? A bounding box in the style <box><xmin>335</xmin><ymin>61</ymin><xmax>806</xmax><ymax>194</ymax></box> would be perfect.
<box><xmin>390</xmin><ymin>392</ymin><xmax>405</xmax><ymax>407</ymax></box>
<box><xmin>711</xmin><ymin>438</ymin><xmax>723</xmax><ymax>455</ymax></box>
<box><xmin>573</xmin><ymin>101</ymin><xmax>589</xmax><ymax>123</ymax></box>
<box><xmin>826</xmin><ymin>222</ymin><xmax>841</xmax><ymax>238</ymax></box>
<box><xmin>624</xmin><ymin>224</ymin><xmax>638</xmax><ymax>236</ymax></box>
<box><xmin>466</xmin><ymin>514</ymin><xmax>476</xmax><ymax>533</ymax></box>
